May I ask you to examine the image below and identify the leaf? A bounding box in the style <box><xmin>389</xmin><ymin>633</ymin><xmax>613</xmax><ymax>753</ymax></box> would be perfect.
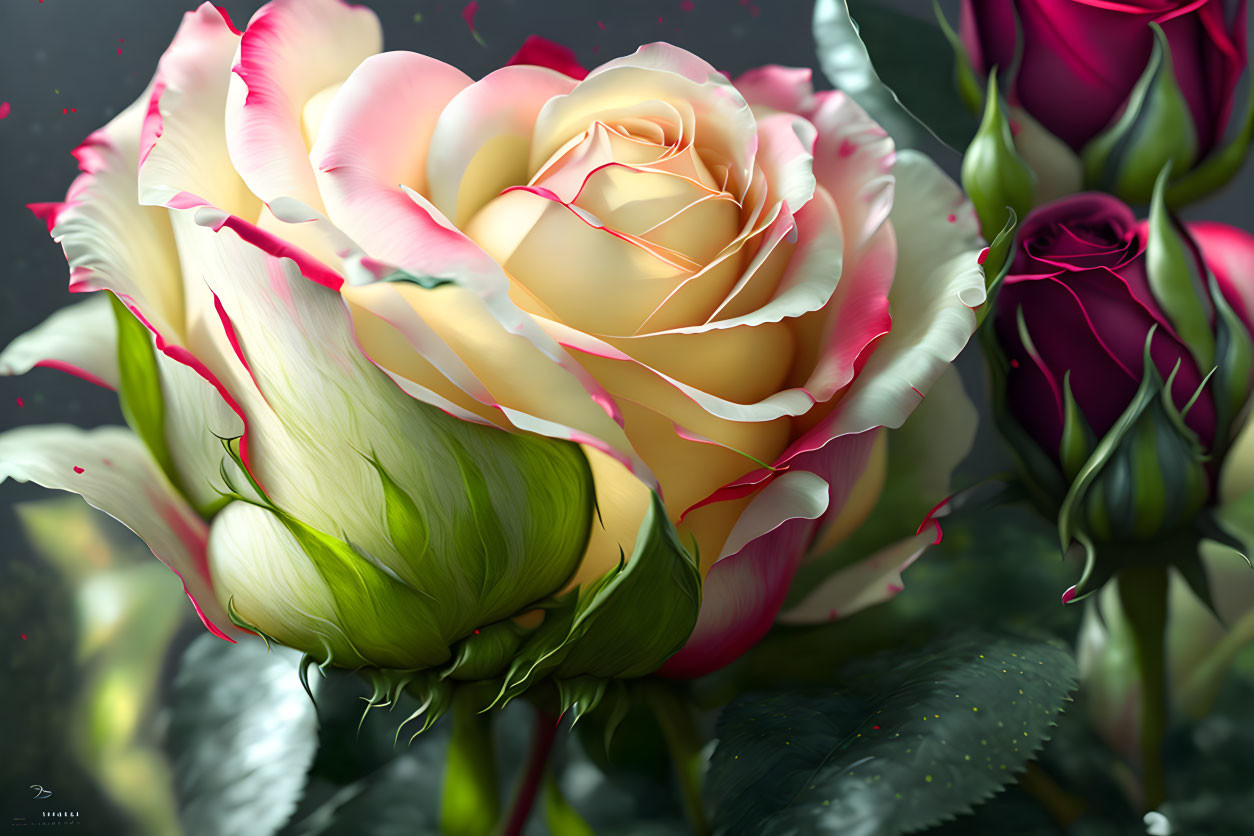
<box><xmin>813</xmin><ymin>0</ymin><xmax>974</xmax><ymax>150</ymax></box>
<box><xmin>707</xmin><ymin>634</ymin><xmax>1078</xmax><ymax>836</ymax></box>
<box><xmin>167</xmin><ymin>634</ymin><xmax>319</xmax><ymax>836</ymax></box>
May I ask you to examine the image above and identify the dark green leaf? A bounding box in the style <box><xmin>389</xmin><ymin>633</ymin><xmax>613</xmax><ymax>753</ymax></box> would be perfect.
<box><xmin>167</xmin><ymin>634</ymin><xmax>319</xmax><ymax>836</ymax></box>
<box><xmin>707</xmin><ymin>634</ymin><xmax>1077</xmax><ymax>835</ymax></box>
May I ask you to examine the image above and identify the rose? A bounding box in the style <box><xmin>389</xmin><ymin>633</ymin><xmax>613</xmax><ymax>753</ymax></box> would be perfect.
<box><xmin>1</xmin><ymin>0</ymin><xmax>985</xmax><ymax>690</ymax></box>
<box><xmin>990</xmin><ymin>194</ymin><xmax>1254</xmax><ymax>568</ymax></box>
<box><xmin>960</xmin><ymin>0</ymin><xmax>1249</xmax><ymax>203</ymax></box>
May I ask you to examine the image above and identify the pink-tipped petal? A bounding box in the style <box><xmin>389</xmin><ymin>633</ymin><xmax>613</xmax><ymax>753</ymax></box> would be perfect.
<box><xmin>733</xmin><ymin>65</ymin><xmax>815</xmax><ymax>114</ymax></box>
<box><xmin>226</xmin><ymin>0</ymin><xmax>382</xmax><ymax>208</ymax></box>
<box><xmin>0</xmin><ymin>425</ymin><xmax>233</xmax><ymax>640</ymax></box>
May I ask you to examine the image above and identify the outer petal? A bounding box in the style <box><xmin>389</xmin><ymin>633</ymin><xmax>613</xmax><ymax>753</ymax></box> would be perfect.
<box><xmin>0</xmin><ymin>295</ymin><xmax>118</xmax><ymax>389</ymax></box>
<box><xmin>138</xmin><ymin>4</ymin><xmax>254</xmax><ymax>219</ymax></box>
<box><xmin>659</xmin><ymin>430</ymin><xmax>880</xmax><ymax>678</ymax></box>
<box><xmin>777</xmin><ymin>532</ymin><xmax>930</xmax><ymax>624</ymax></box>
<box><xmin>42</xmin><ymin>83</ymin><xmax>184</xmax><ymax>339</ymax></box>
<box><xmin>0</xmin><ymin>425</ymin><xmax>231</xmax><ymax>639</ymax></box>
<box><xmin>782</xmin><ymin>366</ymin><xmax>978</xmax><ymax>623</ymax></box>
<box><xmin>225</xmin><ymin>0</ymin><xmax>382</xmax><ymax>208</ymax></box>
<box><xmin>732</xmin><ymin>66</ymin><xmax>815</xmax><ymax>115</ymax></box>
<box><xmin>800</xmin><ymin>150</ymin><xmax>984</xmax><ymax>443</ymax></box>
<box><xmin>1189</xmin><ymin>221</ymin><xmax>1254</xmax><ymax>334</ymax></box>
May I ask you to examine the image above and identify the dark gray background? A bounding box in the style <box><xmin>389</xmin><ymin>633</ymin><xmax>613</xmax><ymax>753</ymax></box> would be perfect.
<box><xmin>1</xmin><ymin>0</ymin><xmax>1251</xmax><ymax>833</ymax></box>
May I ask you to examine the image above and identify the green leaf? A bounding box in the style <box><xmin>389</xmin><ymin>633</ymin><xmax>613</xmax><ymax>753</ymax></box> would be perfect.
<box><xmin>109</xmin><ymin>293</ymin><xmax>180</xmax><ymax>494</ymax></box>
<box><xmin>1080</xmin><ymin>23</ymin><xmax>1198</xmax><ymax>203</ymax></box>
<box><xmin>1146</xmin><ymin>164</ymin><xmax>1214</xmax><ymax>372</ymax></box>
<box><xmin>813</xmin><ymin>0</ymin><xmax>973</xmax><ymax>150</ymax></box>
<box><xmin>1165</xmin><ymin>73</ymin><xmax>1254</xmax><ymax>207</ymax></box>
<box><xmin>494</xmin><ymin>493</ymin><xmax>701</xmax><ymax>703</ymax></box>
<box><xmin>706</xmin><ymin>634</ymin><xmax>1078</xmax><ymax>836</ymax></box>
<box><xmin>167</xmin><ymin>634</ymin><xmax>319</xmax><ymax>836</ymax></box>
<box><xmin>962</xmin><ymin>70</ymin><xmax>1037</xmax><ymax>244</ymax></box>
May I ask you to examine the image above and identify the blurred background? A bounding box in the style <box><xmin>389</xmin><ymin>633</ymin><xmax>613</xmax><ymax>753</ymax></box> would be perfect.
<box><xmin>1</xmin><ymin>0</ymin><xmax>1251</xmax><ymax>832</ymax></box>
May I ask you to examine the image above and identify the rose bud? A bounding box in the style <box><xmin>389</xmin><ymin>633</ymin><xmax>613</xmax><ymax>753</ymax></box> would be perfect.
<box><xmin>959</xmin><ymin>0</ymin><xmax>1250</xmax><ymax>205</ymax></box>
<box><xmin>0</xmin><ymin>0</ymin><xmax>985</xmax><ymax>718</ymax></box>
<box><xmin>987</xmin><ymin>183</ymin><xmax>1254</xmax><ymax>599</ymax></box>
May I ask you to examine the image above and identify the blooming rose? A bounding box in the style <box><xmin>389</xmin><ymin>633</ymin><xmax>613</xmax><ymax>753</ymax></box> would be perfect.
<box><xmin>961</xmin><ymin>0</ymin><xmax>1248</xmax><ymax>202</ymax></box>
<box><xmin>991</xmin><ymin>194</ymin><xmax>1254</xmax><ymax>553</ymax></box>
<box><xmin>0</xmin><ymin>0</ymin><xmax>984</xmax><ymax>685</ymax></box>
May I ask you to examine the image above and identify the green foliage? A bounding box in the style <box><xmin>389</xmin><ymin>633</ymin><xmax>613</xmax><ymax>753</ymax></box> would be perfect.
<box><xmin>167</xmin><ymin>635</ymin><xmax>319</xmax><ymax>836</ymax></box>
<box><xmin>706</xmin><ymin>634</ymin><xmax>1078</xmax><ymax>836</ymax></box>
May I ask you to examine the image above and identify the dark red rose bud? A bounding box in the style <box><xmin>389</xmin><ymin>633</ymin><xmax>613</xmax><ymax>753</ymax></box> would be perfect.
<box><xmin>960</xmin><ymin>0</ymin><xmax>1249</xmax><ymax>204</ymax></box>
<box><xmin>987</xmin><ymin>189</ymin><xmax>1254</xmax><ymax>597</ymax></box>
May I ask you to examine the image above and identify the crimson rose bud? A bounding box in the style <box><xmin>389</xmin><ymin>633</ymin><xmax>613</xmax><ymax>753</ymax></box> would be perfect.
<box><xmin>960</xmin><ymin>0</ymin><xmax>1249</xmax><ymax>203</ymax></box>
<box><xmin>989</xmin><ymin>192</ymin><xmax>1254</xmax><ymax>590</ymax></box>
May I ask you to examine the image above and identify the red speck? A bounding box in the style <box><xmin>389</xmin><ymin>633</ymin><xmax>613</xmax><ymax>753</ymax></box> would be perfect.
<box><xmin>977</xmin><ymin>247</ymin><xmax>990</xmax><ymax>265</ymax></box>
<box><xmin>102</xmin><ymin>458</ymin><xmax>113</xmax><ymax>467</ymax></box>
<box><xmin>1061</xmin><ymin>586</ymin><xmax>1078</xmax><ymax>605</ymax></box>
<box><xmin>658</xmin><ymin>15</ymin><xmax>663</xmax><ymax>23</ymax></box>
<box><xmin>72</xmin><ymin>466</ymin><xmax>84</xmax><ymax>474</ymax></box>
<box><xmin>680</xmin><ymin>0</ymin><xmax>695</xmax><ymax>10</ymax></box>
<box><xmin>749</xmin><ymin>4</ymin><xmax>761</xmax><ymax>15</ymax></box>
<box><xmin>739</xmin><ymin>0</ymin><xmax>748</xmax><ymax>5</ymax></box>
<box><xmin>473</xmin><ymin>629</ymin><xmax>480</xmax><ymax>634</ymax></box>
<box><xmin>14</xmin><ymin>397</ymin><xmax>23</xmax><ymax>407</ymax></box>
<box><xmin>70</xmin><ymin>107</ymin><xmax>76</xmax><ymax>113</ymax></box>
<box><xmin>0</xmin><ymin>102</ymin><xmax>10</xmax><ymax>119</ymax></box>
<box><xmin>21</xmin><ymin>633</ymin><xmax>27</xmax><ymax>640</ymax></box>
<box><xmin>872</xmin><ymin>725</ymin><xmax>880</xmax><ymax>730</ymax></box>
<box><xmin>461</xmin><ymin>1</ymin><xmax>478</xmax><ymax>31</ymax></box>
<box><xmin>597</xmin><ymin>19</ymin><xmax>606</xmax><ymax>30</ymax></box>
<box><xmin>62</xmin><ymin>108</ymin><xmax>67</xmax><ymax>114</ymax></box>
<box><xmin>592</xmin><ymin>45</ymin><xmax>600</xmax><ymax>53</ymax></box>
<box><xmin>1010</xmin><ymin>358</ymin><xmax>1021</xmax><ymax>368</ymax></box>
<box><xmin>838</xmin><ymin>138</ymin><xmax>858</xmax><ymax>158</ymax></box>
<box><xmin>947</xmin><ymin>213</ymin><xmax>957</xmax><ymax>223</ymax></box>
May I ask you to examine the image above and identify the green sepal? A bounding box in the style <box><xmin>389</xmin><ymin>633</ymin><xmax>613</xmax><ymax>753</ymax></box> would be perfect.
<box><xmin>962</xmin><ymin>69</ymin><xmax>1037</xmax><ymax>243</ymax></box>
<box><xmin>109</xmin><ymin>293</ymin><xmax>185</xmax><ymax>499</ymax></box>
<box><xmin>396</xmin><ymin>673</ymin><xmax>454</xmax><ymax>744</ymax></box>
<box><xmin>441</xmin><ymin>620</ymin><xmax>526</xmax><ymax>681</ymax></box>
<box><xmin>1146</xmin><ymin>163</ymin><xmax>1215</xmax><ymax>372</ymax></box>
<box><xmin>273</xmin><ymin>513</ymin><xmax>450</xmax><ymax>670</ymax></box>
<box><xmin>934</xmin><ymin>1</ymin><xmax>983</xmax><ymax>115</ymax></box>
<box><xmin>555</xmin><ymin>676</ymin><xmax>608</xmax><ymax>726</ymax></box>
<box><xmin>491</xmin><ymin>493</ymin><xmax>702</xmax><ymax>706</ymax></box>
<box><xmin>1207</xmin><ymin>272</ymin><xmax>1254</xmax><ymax>456</ymax></box>
<box><xmin>1080</xmin><ymin>23</ymin><xmax>1198</xmax><ymax>203</ymax></box>
<box><xmin>973</xmin><ymin>207</ymin><xmax>1020</xmax><ymax>329</ymax></box>
<box><xmin>1166</xmin><ymin>66</ymin><xmax>1254</xmax><ymax>207</ymax></box>
<box><xmin>1059</xmin><ymin>371</ymin><xmax>1096</xmax><ymax>482</ymax></box>
<box><xmin>1058</xmin><ymin>330</ymin><xmax>1161</xmax><ymax>549</ymax></box>
<box><xmin>441</xmin><ymin>684</ymin><xmax>501</xmax><ymax>836</ymax></box>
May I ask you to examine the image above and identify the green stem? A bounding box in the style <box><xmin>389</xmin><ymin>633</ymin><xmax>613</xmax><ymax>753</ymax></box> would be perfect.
<box><xmin>499</xmin><ymin>708</ymin><xmax>559</xmax><ymax>836</ymax></box>
<box><xmin>644</xmin><ymin>682</ymin><xmax>710</xmax><ymax>836</ymax></box>
<box><xmin>1118</xmin><ymin>563</ymin><xmax>1170</xmax><ymax>811</ymax></box>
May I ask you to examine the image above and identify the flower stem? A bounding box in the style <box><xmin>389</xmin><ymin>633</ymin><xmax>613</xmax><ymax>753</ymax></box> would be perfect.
<box><xmin>1118</xmin><ymin>563</ymin><xmax>1170</xmax><ymax>811</ymax></box>
<box><xmin>499</xmin><ymin>709</ymin><xmax>559</xmax><ymax>836</ymax></box>
<box><xmin>644</xmin><ymin>682</ymin><xmax>710</xmax><ymax>836</ymax></box>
